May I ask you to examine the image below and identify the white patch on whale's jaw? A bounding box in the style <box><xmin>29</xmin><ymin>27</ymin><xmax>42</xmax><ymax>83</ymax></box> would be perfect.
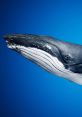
<box><xmin>7</xmin><ymin>44</ymin><xmax>82</xmax><ymax>85</ymax></box>
<box><xmin>7</xmin><ymin>43</ymin><xmax>17</xmax><ymax>49</ymax></box>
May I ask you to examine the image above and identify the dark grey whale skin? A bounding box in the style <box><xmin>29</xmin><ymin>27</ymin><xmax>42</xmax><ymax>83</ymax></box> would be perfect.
<box><xmin>4</xmin><ymin>34</ymin><xmax>82</xmax><ymax>74</ymax></box>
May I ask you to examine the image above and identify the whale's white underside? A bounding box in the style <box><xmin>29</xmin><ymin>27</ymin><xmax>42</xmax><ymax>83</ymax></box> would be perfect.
<box><xmin>8</xmin><ymin>44</ymin><xmax>82</xmax><ymax>85</ymax></box>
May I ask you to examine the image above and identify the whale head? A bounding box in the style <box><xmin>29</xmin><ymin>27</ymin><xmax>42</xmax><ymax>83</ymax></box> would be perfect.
<box><xmin>4</xmin><ymin>34</ymin><xmax>82</xmax><ymax>85</ymax></box>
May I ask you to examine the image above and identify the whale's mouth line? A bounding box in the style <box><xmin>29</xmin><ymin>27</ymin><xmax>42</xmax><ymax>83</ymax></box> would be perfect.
<box><xmin>6</xmin><ymin>41</ymin><xmax>76</xmax><ymax>71</ymax></box>
<box><xmin>6</xmin><ymin>41</ymin><xmax>82</xmax><ymax>71</ymax></box>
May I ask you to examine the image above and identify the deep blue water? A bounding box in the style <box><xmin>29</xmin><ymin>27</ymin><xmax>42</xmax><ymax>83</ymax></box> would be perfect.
<box><xmin>1</xmin><ymin>0</ymin><xmax>82</xmax><ymax>117</ymax></box>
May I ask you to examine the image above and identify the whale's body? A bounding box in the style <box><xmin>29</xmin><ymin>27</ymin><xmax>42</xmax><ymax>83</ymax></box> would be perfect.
<box><xmin>4</xmin><ymin>34</ymin><xmax>82</xmax><ymax>85</ymax></box>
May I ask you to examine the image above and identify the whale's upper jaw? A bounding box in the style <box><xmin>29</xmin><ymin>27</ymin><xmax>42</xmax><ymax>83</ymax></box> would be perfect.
<box><xmin>4</xmin><ymin>34</ymin><xmax>60</xmax><ymax>56</ymax></box>
<box><xmin>4</xmin><ymin>34</ymin><xmax>82</xmax><ymax>74</ymax></box>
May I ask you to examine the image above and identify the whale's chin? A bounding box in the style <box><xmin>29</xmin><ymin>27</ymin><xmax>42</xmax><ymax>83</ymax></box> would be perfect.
<box><xmin>6</xmin><ymin>43</ymin><xmax>82</xmax><ymax>85</ymax></box>
<box><xmin>6</xmin><ymin>40</ymin><xmax>16</xmax><ymax>49</ymax></box>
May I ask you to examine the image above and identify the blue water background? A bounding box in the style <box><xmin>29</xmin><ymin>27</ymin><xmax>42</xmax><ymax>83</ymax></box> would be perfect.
<box><xmin>1</xmin><ymin>0</ymin><xmax>82</xmax><ymax>117</ymax></box>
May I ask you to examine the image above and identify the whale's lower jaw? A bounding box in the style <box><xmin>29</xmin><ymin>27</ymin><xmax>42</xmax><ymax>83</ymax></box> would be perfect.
<box><xmin>8</xmin><ymin>44</ymin><xmax>82</xmax><ymax>85</ymax></box>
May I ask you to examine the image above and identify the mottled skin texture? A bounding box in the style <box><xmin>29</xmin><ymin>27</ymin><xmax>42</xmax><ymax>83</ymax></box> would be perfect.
<box><xmin>4</xmin><ymin>34</ymin><xmax>82</xmax><ymax>74</ymax></box>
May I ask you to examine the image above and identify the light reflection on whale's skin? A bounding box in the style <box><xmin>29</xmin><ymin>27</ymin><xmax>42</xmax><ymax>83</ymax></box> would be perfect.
<box><xmin>4</xmin><ymin>34</ymin><xmax>82</xmax><ymax>85</ymax></box>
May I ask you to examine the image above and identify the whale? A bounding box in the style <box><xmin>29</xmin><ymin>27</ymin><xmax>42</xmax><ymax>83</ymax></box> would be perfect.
<box><xmin>4</xmin><ymin>34</ymin><xmax>82</xmax><ymax>85</ymax></box>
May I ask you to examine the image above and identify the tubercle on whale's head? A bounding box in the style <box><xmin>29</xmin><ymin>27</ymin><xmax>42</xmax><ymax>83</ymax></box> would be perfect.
<box><xmin>4</xmin><ymin>34</ymin><xmax>41</xmax><ymax>46</ymax></box>
<box><xmin>4</xmin><ymin>34</ymin><xmax>40</xmax><ymax>40</ymax></box>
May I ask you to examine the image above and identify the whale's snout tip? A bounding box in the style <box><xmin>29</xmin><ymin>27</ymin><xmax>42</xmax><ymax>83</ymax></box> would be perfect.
<box><xmin>3</xmin><ymin>35</ymin><xmax>9</xmax><ymax>40</ymax></box>
<box><xmin>3</xmin><ymin>34</ymin><xmax>16</xmax><ymax>48</ymax></box>
<box><xmin>3</xmin><ymin>34</ymin><xmax>14</xmax><ymax>41</ymax></box>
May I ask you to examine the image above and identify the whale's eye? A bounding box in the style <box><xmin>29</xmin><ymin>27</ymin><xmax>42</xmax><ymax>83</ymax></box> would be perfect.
<box><xmin>63</xmin><ymin>55</ymin><xmax>72</xmax><ymax>63</ymax></box>
<box><xmin>64</xmin><ymin>55</ymin><xmax>70</xmax><ymax>61</ymax></box>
